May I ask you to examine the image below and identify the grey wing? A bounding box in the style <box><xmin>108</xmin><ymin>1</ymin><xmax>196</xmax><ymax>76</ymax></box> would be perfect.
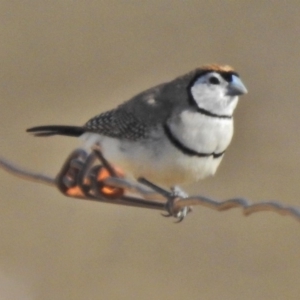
<box><xmin>27</xmin><ymin>76</ymin><xmax>186</xmax><ymax>139</ymax></box>
<box><xmin>84</xmin><ymin>108</ymin><xmax>149</xmax><ymax>141</ymax></box>
<box><xmin>84</xmin><ymin>83</ymin><xmax>174</xmax><ymax>141</ymax></box>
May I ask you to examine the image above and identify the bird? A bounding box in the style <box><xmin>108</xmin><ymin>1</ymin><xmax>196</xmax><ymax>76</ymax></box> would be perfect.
<box><xmin>27</xmin><ymin>64</ymin><xmax>247</xmax><ymax>187</ymax></box>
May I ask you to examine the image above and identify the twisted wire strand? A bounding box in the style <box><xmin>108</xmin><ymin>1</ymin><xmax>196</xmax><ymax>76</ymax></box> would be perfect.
<box><xmin>1</xmin><ymin>156</ymin><xmax>300</xmax><ymax>222</ymax></box>
<box><xmin>0</xmin><ymin>157</ymin><xmax>55</xmax><ymax>185</ymax></box>
<box><xmin>105</xmin><ymin>177</ymin><xmax>300</xmax><ymax>221</ymax></box>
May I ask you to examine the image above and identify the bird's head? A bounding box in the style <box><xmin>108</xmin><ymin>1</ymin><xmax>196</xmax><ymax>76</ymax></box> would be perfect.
<box><xmin>187</xmin><ymin>64</ymin><xmax>247</xmax><ymax>117</ymax></box>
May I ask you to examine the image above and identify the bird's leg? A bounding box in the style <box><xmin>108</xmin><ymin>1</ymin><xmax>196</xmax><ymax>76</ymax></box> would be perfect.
<box><xmin>138</xmin><ymin>177</ymin><xmax>192</xmax><ymax>222</ymax></box>
<box><xmin>137</xmin><ymin>177</ymin><xmax>171</xmax><ymax>198</ymax></box>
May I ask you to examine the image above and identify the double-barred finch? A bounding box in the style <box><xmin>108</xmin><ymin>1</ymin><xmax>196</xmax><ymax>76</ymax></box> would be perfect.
<box><xmin>27</xmin><ymin>64</ymin><xmax>247</xmax><ymax>186</ymax></box>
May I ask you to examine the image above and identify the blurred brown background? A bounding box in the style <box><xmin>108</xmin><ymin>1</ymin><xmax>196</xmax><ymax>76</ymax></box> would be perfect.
<box><xmin>1</xmin><ymin>1</ymin><xmax>300</xmax><ymax>299</ymax></box>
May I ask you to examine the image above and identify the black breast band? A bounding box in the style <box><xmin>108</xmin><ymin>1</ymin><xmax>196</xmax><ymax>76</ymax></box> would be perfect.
<box><xmin>196</xmin><ymin>107</ymin><xmax>232</xmax><ymax>119</ymax></box>
<box><xmin>163</xmin><ymin>124</ymin><xmax>225</xmax><ymax>158</ymax></box>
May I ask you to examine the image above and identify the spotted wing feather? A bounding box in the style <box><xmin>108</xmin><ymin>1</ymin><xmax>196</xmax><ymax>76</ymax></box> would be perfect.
<box><xmin>84</xmin><ymin>108</ymin><xmax>148</xmax><ymax>141</ymax></box>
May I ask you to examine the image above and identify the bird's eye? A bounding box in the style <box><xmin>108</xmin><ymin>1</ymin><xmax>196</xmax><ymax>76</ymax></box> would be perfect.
<box><xmin>209</xmin><ymin>76</ymin><xmax>220</xmax><ymax>85</ymax></box>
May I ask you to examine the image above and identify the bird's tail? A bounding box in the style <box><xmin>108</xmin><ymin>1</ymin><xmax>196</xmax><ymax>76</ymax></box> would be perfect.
<box><xmin>26</xmin><ymin>125</ymin><xmax>85</xmax><ymax>137</ymax></box>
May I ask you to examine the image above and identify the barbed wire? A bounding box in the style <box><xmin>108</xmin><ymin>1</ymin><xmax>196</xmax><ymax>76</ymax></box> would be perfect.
<box><xmin>1</xmin><ymin>149</ymin><xmax>300</xmax><ymax>223</ymax></box>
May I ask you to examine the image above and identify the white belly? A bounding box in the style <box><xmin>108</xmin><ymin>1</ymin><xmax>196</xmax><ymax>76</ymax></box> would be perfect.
<box><xmin>81</xmin><ymin>132</ymin><xmax>224</xmax><ymax>187</ymax></box>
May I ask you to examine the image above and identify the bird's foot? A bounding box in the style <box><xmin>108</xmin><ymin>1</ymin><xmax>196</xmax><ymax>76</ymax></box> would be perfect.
<box><xmin>163</xmin><ymin>186</ymin><xmax>192</xmax><ymax>223</ymax></box>
<box><xmin>138</xmin><ymin>178</ymin><xmax>192</xmax><ymax>222</ymax></box>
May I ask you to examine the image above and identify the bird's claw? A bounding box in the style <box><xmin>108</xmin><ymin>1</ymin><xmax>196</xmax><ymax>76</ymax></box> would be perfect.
<box><xmin>163</xmin><ymin>186</ymin><xmax>192</xmax><ymax>222</ymax></box>
<box><xmin>161</xmin><ymin>207</ymin><xmax>190</xmax><ymax>222</ymax></box>
<box><xmin>138</xmin><ymin>179</ymin><xmax>192</xmax><ymax>222</ymax></box>
<box><xmin>164</xmin><ymin>196</ymin><xmax>192</xmax><ymax>223</ymax></box>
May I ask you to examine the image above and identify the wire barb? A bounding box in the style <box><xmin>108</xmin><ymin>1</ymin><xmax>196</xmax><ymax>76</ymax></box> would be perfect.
<box><xmin>1</xmin><ymin>149</ymin><xmax>300</xmax><ymax>223</ymax></box>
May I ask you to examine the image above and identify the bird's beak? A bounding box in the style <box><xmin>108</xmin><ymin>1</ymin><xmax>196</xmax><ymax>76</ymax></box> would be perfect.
<box><xmin>227</xmin><ymin>75</ymin><xmax>248</xmax><ymax>96</ymax></box>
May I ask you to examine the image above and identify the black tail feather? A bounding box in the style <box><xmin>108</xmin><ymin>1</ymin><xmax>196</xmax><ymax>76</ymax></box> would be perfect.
<box><xmin>26</xmin><ymin>125</ymin><xmax>85</xmax><ymax>137</ymax></box>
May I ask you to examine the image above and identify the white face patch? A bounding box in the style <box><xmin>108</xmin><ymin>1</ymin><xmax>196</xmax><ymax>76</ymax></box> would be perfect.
<box><xmin>190</xmin><ymin>73</ymin><xmax>225</xmax><ymax>115</ymax></box>
<box><xmin>189</xmin><ymin>71</ymin><xmax>240</xmax><ymax>116</ymax></box>
<box><xmin>190</xmin><ymin>72</ymin><xmax>224</xmax><ymax>103</ymax></box>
